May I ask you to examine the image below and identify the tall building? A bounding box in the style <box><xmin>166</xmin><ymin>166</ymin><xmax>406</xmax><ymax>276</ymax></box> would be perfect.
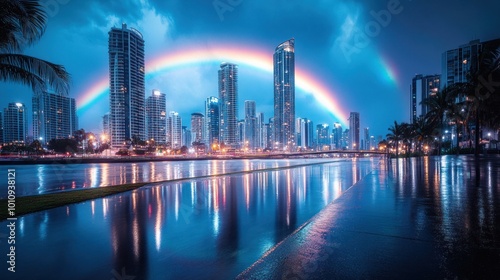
<box><xmin>317</xmin><ymin>124</ymin><xmax>330</xmax><ymax>149</ymax></box>
<box><xmin>244</xmin><ymin>100</ymin><xmax>257</xmax><ymax>149</ymax></box>
<box><xmin>410</xmin><ymin>74</ymin><xmax>440</xmax><ymax>123</ymax></box>
<box><xmin>182</xmin><ymin>126</ymin><xmax>191</xmax><ymax>148</ymax></box>
<box><xmin>32</xmin><ymin>91</ymin><xmax>78</xmax><ymax>145</ymax></box>
<box><xmin>296</xmin><ymin>118</ymin><xmax>314</xmax><ymax>149</ymax></box>
<box><xmin>442</xmin><ymin>40</ymin><xmax>481</xmax><ymax>90</ymax></box>
<box><xmin>364</xmin><ymin>127</ymin><xmax>370</xmax><ymax>150</ymax></box>
<box><xmin>146</xmin><ymin>90</ymin><xmax>167</xmax><ymax>144</ymax></box>
<box><xmin>274</xmin><ymin>39</ymin><xmax>296</xmax><ymax>150</ymax></box>
<box><xmin>3</xmin><ymin>103</ymin><xmax>27</xmax><ymax>144</ymax></box>
<box><xmin>191</xmin><ymin>113</ymin><xmax>204</xmax><ymax>144</ymax></box>
<box><xmin>109</xmin><ymin>23</ymin><xmax>145</xmax><ymax>147</ymax></box>
<box><xmin>205</xmin><ymin>97</ymin><xmax>219</xmax><ymax>148</ymax></box>
<box><xmin>167</xmin><ymin>111</ymin><xmax>182</xmax><ymax>149</ymax></box>
<box><xmin>349</xmin><ymin>112</ymin><xmax>360</xmax><ymax>150</ymax></box>
<box><xmin>218</xmin><ymin>63</ymin><xmax>238</xmax><ymax>148</ymax></box>
<box><xmin>257</xmin><ymin>112</ymin><xmax>265</xmax><ymax>149</ymax></box>
<box><xmin>333</xmin><ymin>122</ymin><xmax>342</xmax><ymax>149</ymax></box>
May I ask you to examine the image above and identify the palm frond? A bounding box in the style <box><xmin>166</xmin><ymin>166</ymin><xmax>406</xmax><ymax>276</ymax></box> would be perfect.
<box><xmin>0</xmin><ymin>0</ymin><xmax>47</xmax><ymax>52</ymax></box>
<box><xmin>0</xmin><ymin>53</ymin><xmax>70</xmax><ymax>94</ymax></box>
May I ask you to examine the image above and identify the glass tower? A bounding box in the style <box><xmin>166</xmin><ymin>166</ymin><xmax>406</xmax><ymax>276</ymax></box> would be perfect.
<box><xmin>218</xmin><ymin>63</ymin><xmax>238</xmax><ymax>149</ymax></box>
<box><xmin>109</xmin><ymin>23</ymin><xmax>145</xmax><ymax>147</ymax></box>
<box><xmin>273</xmin><ymin>39</ymin><xmax>295</xmax><ymax>150</ymax></box>
<box><xmin>146</xmin><ymin>90</ymin><xmax>167</xmax><ymax>144</ymax></box>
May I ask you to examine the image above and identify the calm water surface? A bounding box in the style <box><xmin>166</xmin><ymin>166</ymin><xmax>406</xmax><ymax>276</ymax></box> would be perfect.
<box><xmin>1</xmin><ymin>158</ymin><xmax>378</xmax><ymax>279</ymax></box>
<box><xmin>2</xmin><ymin>158</ymin><xmax>343</xmax><ymax>198</ymax></box>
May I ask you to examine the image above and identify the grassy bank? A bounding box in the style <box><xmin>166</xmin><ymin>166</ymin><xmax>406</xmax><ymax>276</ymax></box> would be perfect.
<box><xmin>0</xmin><ymin>183</ymin><xmax>147</xmax><ymax>221</ymax></box>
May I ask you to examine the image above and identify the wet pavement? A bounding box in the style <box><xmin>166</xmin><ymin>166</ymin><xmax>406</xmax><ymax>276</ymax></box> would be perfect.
<box><xmin>238</xmin><ymin>155</ymin><xmax>500</xmax><ymax>279</ymax></box>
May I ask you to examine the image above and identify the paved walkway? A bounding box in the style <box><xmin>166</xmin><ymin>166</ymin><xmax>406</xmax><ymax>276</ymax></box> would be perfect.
<box><xmin>238</xmin><ymin>156</ymin><xmax>500</xmax><ymax>279</ymax></box>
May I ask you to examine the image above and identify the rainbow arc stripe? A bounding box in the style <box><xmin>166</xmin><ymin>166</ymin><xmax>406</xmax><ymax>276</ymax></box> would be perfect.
<box><xmin>77</xmin><ymin>45</ymin><xmax>348</xmax><ymax>125</ymax></box>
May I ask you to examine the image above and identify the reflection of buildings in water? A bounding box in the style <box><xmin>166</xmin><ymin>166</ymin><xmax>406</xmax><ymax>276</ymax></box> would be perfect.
<box><xmin>274</xmin><ymin>170</ymin><xmax>297</xmax><ymax>243</ymax></box>
<box><xmin>216</xmin><ymin>177</ymin><xmax>240</xmax><ymax>264</ymax></box>
<box><xmin>109</xmin><ymin>192</ymin><xmax>149</xmax><ymax>279</ymax></box>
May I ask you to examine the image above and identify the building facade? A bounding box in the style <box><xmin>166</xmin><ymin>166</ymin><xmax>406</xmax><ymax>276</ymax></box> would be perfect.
<box><xmin>167</xmin><ymin>111</ymin><xmax>182</xmax><ymax>149</ymax></box>
<box><xmin>273</xmin><ymin>39</ymin><xmax>296</xmax><ymax>150</ymax></box>
<box><xmin>349</xmin><ymin>112</ymin><xmax>360</xmax><ymax>150</ymax></box>
<box><xmin>3</xmin><ymin>103</ymin><xmax>27</xmax><ymax>144</ymax></box>
<box><xmin>32</xmin><ymin>91</ymin><xmax>78</xmax><ymax>145</ymax></box>
<box><xmin>244</xmin><ymin>100</ymin><xmax>258</xmax><ymax>150</ymax></box>
<box><xmin>317</xmin><ymin>124</ymin><xmax>330</xmax><ymax>150</ymax></box>
<box><xmin>191</xmin><ymin>113</ymin><xmax>205</xmax><ymax>144</ymax></box>
<box><xmin>109</xmin><ymin>23</ymin><xmax>145</xmax><ymax>147</ymax></box>
<box><xmin>205</xmin><ymin>96</ymin><xmax>219</xmax><ymax>149</ymax></box>
<box><xmin>410</xmin><ymin>74</ymin><xmax>440</xmax><ymax>123</ymax></box>
<box><xmin>218</xmin><ymin>63</ymin><xmax>238</xmax><ymax>148</ymax></box>
<box><xmin>146</xmin><ymin>90</ymin><xmax>167</xmax><ymax>144</ymax></box>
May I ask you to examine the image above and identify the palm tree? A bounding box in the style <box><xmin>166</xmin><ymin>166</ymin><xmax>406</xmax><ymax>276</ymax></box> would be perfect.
<box><xmin>0</xmin><ymin>0</ymin><xmax>69</xmax><ymax>94</ymax></box>
<box><xmin>412</xmin><ymin>116</ymin><xmax>434</xmax><ymax>153</ymax></box>
<box><xmin>387</xmin><ymin>121</ymin><xmax>404</xmax><ymax>157</ymax></box>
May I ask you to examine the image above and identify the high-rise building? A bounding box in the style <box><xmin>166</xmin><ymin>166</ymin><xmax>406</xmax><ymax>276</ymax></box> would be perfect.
<box><xmin>3</xmin><ymin>103</ymin><xmax>27</xmax><ymax>144</ymax></box>
<box><xmin>205</xmin><ymin>96</ymin><xmax>219</xmax><ymax>148</ymax></box>
<box><xmin>296</xmin><ymin>118</ymin><xmax>313</xmax><ymax>149</ymax></box>
<box><xmin>364</xmin><ymin>127</ymin><xmax>370</xmax><ymax>150</ymax></box>
<box><xmin>32</xmin><ymin>91</ymin><xmax>78</xmax><ymax>145</ymax></box>
<box><xmin>349</xmin><ymin>112</ymin><xmax>360</xmax><ymax>150</ymax></box>
<box><xmin>333</xmin><ymin>122</ymin><xmax>342</xmax><ymax>149</ymax></box>
<box><xmin>218</xmin><ymin>62</ymin><xmax>238</xmax><ymax>148</ymax></box>
<box><xmin>244</xmin><ymin>100</ymin><xmax>257</xmax><ymax>149</ymax></box>
<box><xmin>410</xmin><ymin>74</ymin><xmax>440</xmax><ymax>123</ymax></box>
<box><xmin>182</xmin><ymin>126</ymin><xmax>191</xmax><ymax>148</ymax></box>
<box><xmin>317</xmin><ymin>124</ymin><xmax>330</xmax><ymax>149</ymax></box>
<box><xmin>191</xmin><ymin>113</ymin><xmax>204</xmax><ymax>144</ymax></box>
<box><xmin>237</xmin><ymin>119</ymin><xmax>245</xmax><ymax>148</ymax></box>
<box><xmin>167</xmin><ymin>111</ymin><xmax>182</xmax><ymax>149</ymax></box>
<box><xmin>274</xmin><ymin>39</ymin><xmax>295</xmax><ymax>150</ymax></box>
<box><xmin>442</xmin><ymin>40</ymin><xmax>481</xmax><ymax>90</ymax></box>
<box><xmin>146</xmin><ymin>90</ymin><xmax>167</xmax><ymax>144</ymax></box>
<box><xmin>257</xmin><ymin>112</ymin><xmax>265</xmax><ymax>149</ymax></box>
<box><xmin>109</xmin><ymin>23</ymin><xmax>145</xmax><ymax>147</ymax></box>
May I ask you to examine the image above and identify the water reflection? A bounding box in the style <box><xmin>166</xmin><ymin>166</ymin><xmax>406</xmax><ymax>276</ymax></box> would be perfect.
<box><xmin>4</xmin><ymin>159</ymin><xmax>349</xmax><ymax>198</ymax></box>
<box><xmin>2</xmin><ymin>159</ymin><xmax>378</xmax><ymax>280</ymax></box>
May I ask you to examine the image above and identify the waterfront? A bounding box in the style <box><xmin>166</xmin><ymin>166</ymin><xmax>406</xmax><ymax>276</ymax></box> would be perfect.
<box><xmin>0</xmin><ymin>158</ymin><xmax>350</xmax><ymax>198</ymax></box>
<box><xmin>0</xmin><ymin>158</ymin><xmax>378</xmax><ymax>279</ymax></box>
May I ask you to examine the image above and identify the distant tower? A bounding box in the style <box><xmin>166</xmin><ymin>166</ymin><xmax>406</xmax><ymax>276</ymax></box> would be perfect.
<box><xmin>146</xmin><ymin>90</ymin><xmax>167</xmax><ymax>144</ymax></box>
<box><xmin>3</xmin><ymin>103</ymin><xmax>27</xmax><ymax>144</ymax></box>
<box><xmin>191</xmin><ymin>113</ymin><xmax>205</xmax><ymax>144</ymax></box>
<box><xmin>167</xmin><ymin>111</ymin><xmax>182</xmax><ymax>149</ymax></box>
<box><xmin>205</xmin><ymin>96</ymin><xmax>220</xmax><ymax>149</ymax></box>
<box><xmin>244</xmin><ymin>100</ymin><xmax>257</xmax><ymax>149</ymax></box>
<box><xmin>32</xmin><ymin>91</ymin><xmax>77</xmax><ymax>145</ymax></box>
<box><xmin>102</xmin><ymin>113</ymin><xmax>111</xmax><ymax>139</ymax></box>
<box><xmin>317</xmin><ymin>124</ymin><xmax>330</xmax><ymax>150</ymax></box>
<box><xmin>109</xmin><ymin>23</ymin><xmax>145</xmax><ymax>147</ymax></box>
<box><xmin>410</xmin><ymin>74</ymin><xmax>440</xmax><ymax>123</ymax></box>
<box><xmin>218</xmin><ymin>62</ymin><xmax>238</xmax><ymax>149</ymax></box>
<box><xmin>364</xmin><ymin>127</ymin><xmax>370</xmax><ymax>150</ymax></box>
<box><xmin>349</xmin><ymin>112</ymin><xmax>360</xmax><ymax>150</ymax></box>
<box><xmin>273</xmin><ymin>38</ymin><xmax>295</xmax><ymax>150</ymax></box>
<box><xmin>333</xmin><ymin>122</ymin><xmax>342</xmax><ymax>149</ymax></box>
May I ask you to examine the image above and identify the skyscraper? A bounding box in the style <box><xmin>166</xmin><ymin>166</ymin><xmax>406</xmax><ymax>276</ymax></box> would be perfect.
<box><xmin>349</xmin><ymin>112</ymin><xmax>360</xmax><ymax>150</ymax></box>
<box><xmin>364</xmin><ymin>127</ymin><xmax>370</xmax><ymax>150</ymax></box>
<box><xmin>410</xmin><ymin>74</ymin><xmax>440</xmax><ymax>123</ymax></box>
<box><xmin>146</xmin><ymin>90</ymin><xmax>167</xmax><ymax>144</ymax></box>
<box><xmin>191</xmin><ymin>113</ymin><xmax>204</xmax><ymax>144</ymax></box>
<box><xmin>296</xmin><ymin>118</ymin><xmax>313</xmax><ymax>149</ymax></box>
<box><xmin>3</xmin><ymin>103</ymin><xmax>27</xmax><ymax>144</ymax></box>
<box><xmin>109</xmin><ymin>23</ymin><xmax>145</xmax><ymax>147</ymax></box>
<box><xmin>167</xmin><ymin>111</ymin><xmax>182</xmax><ymax>149</ymax></box>
<box><xmin>274</xmin><ymin>39</ymin><xmax>295</xmax><ymax>150</ymax></box>
<box><xmin>218</xmin><ymin>62</ymin><xmax>238</xmax><ymax>148</ymax></box>
<box><xmin>333</xmin><ymin>122</ymin><xmax>342</xmax><ymax>149</ymax></box>
<box><xmin>317</xmin><ymin>124</ymin><xmax>330</xmax><ymax>150</ymax></box>
<box><xmin>205</xmin><ymin>96</ymin><xmax>219</xmax><ymax>148</ymax></box>
<box><xmin>244</xmin><ymin>100</ymin><xmax>257</xmax><ymax>150</ymax></box>
<box><xmin>257</xmin><ymin>112</ymin><xmax>265</xmax><ymax>149</ymax></box>
<box><xmin>102</xmin><ymin>113</ymin><xmax>111</xmax><ymax>139</ymax></box>
<box><xmin>441</xmin><ymin>40</ymin><xmax>481</xmax><ymax>90</ymax></box>
<box><xmin>32</xmin><ymin>91</ymin><xmax>78</xmax><ymax>145</ymax></box>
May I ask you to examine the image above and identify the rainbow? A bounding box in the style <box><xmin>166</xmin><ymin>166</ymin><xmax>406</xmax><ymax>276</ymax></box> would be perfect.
<box><xmin>77</xmin><ymin>45</ymin><xmax>349</xmax><ymax>125</ymax></box>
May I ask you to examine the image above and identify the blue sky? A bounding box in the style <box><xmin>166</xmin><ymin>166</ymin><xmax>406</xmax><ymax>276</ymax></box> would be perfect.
<box><xmin>1</xmin><ymin>0</ymin><xmax>499</xmax><ymax>138</ymax></box>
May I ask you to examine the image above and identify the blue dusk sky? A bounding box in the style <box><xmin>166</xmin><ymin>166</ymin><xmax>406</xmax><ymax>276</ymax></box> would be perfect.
<box><xmin>0</xmin><ymin>0</ymin><xmax>499</xmax><ymax>138</ymax></box>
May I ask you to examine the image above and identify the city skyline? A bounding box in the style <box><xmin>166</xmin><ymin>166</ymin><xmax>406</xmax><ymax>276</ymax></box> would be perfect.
<box><xmin>0</xmin><ymin>0</ymin><xmax>499</xmax><ymax>139</ymax></box>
